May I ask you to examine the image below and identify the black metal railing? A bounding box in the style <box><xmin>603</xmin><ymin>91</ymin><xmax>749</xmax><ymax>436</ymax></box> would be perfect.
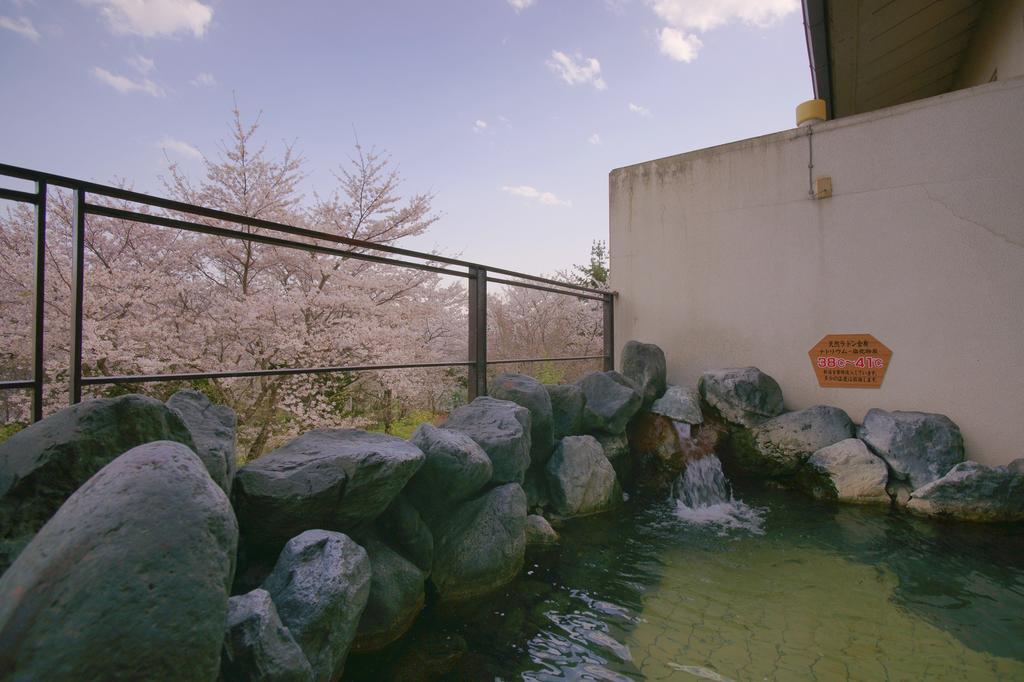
<box><xmin>0</xmin><ymin>163</ymin><xmax>615</xmax><ymax>422</ymax></box>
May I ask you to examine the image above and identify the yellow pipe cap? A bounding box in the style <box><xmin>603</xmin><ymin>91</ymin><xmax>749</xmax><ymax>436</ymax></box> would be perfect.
<box><xmin>796</xmin><ymin>99</ymin><xmax>827</xmax><ymax>127</ymax></box>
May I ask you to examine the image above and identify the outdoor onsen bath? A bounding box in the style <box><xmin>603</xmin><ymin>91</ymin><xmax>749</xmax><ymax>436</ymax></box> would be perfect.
<box><xmin>3</xmin><ymin>1</ymin><xmax>1024</xmax><ymax>679</ymax></box>
<box><xmin>1</xmin><ymin>337</ymin><xmax>1022</xmax><ymax>681</ymax></box>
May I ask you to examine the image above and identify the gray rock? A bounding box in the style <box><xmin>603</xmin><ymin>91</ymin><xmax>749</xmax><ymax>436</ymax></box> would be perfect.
<box><xmin>353</xmin><ymin>539</ymin><xmax>426</xmax><ymax>653</ymax></box>
<box><xmin>594</xmin><ymin>431</ymin><xmax>629</xmax><ymax>461</ymax></box>
<box><xmin>490</xmin><ymin>373</ymin><xmax>554</xmax><ymax>464</ymax></box>
<box><xmin>525</xmin><ymin>514</ymin><xmax>559</xmax><ymax>546</ymax></box>
<box><xmin>545</xmin><ymin>435</ymin><xmax>619</xmax><ymax>517</ymax></box>
<box><xmin>577</xmin><ymin>371</ymin><xmax>642</xmax><ymax>435</ymax></box>
<box><xmin>798</xmin><ymin>439</ymin><xmax>889</xmax><ymax>504</ymax></box>
<box><xmin>262</xmin><ymin>530</ymin><xmax>371</xmax><ymax>681</ymax></box>
<box><xmin>406</xmin><ymin>424</ymin><xmax>492</xmax><ymax>518</ymax></box>
<box><xmin>620</xmin><ymin>340</ymin><xmax>667</xmax><ymax>407</ymax></box>
<box><xmin>373</xmin><ymin>494</ymin><xmax>433</xmax><ymax>575</ymax></box>
<box><xmin>0</xmin><ymin>441</ymin><xmax>237</xmax><ymax>681</ymax></box>
<box><xmin>444</xmin><ymin>397</ymin><xmax>531</xmax><ymax>484</ymax></box>
<box><xmin>858</xmin><ymin>409</ymin><xmax>965</xmax><ymax>490</ymax></box>
<box><xmin>431</xmin><ymin>483</ymin><xmax>527</xmax><ymax>601</ymax></box>
<box><xmin>908</xmin><ymin>461</ymin><xmax>1024</xmax><ymax>522</ymax></box>
<box><xmin>731</xmin><ymin>405</ymin><xmax>855</xmax><ymax>477</ymax></box>
<box><xmin>546</xmin><ymin>383</ymin><xmax>585</xmax><ymax>439</ymax></box>
<box><xmin>0</xmin><ymin>394</ymin><xmax>194</xmax><ymax>571</ymax></box>
<box><xmin>222</xmin><ymin>589</ymin><xmax>313</xmax><ymax>682</ymax></box>
<box><xmin>167</xmin><ymin>389</ymin><xmax>237</xmax><ymax>495</ymax></box>
<box><xmin>699</xmin><ymin>367</ymin><xmax>784</xmax><ymax>427</ymax></box>
<box><xmin>234</xmin><ymin>429</ymin><xmax>424</xmax><ymax>556</ymax></box>
<box><xmin>650</xmin><ymin>385</ymin><xmax>703</xmax><ymax>425</ymax></box>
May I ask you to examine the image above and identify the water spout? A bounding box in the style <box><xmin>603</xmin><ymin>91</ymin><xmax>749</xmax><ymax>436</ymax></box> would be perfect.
<box><xmin>671</xmin><ymin>454</ymin><xmax>764</xmax><ymax>534</ymax></box>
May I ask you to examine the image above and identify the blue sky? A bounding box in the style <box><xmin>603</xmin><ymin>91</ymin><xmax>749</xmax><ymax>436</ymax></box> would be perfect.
<box><xmin>1</xmin><ymin>0</ymin><xmax>812</xmax><ymax>275</ymax></box>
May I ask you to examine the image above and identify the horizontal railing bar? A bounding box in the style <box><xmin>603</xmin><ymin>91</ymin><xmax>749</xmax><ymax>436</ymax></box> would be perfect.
<box><xmin>0</xmin><ymin>187</ymin><xmax>39</xmax><ymax>204</ymax></box>
<box><xmin>484</xmin><ymin>267</ymin><xmax>611</xmax><ymax>295</ymax></box>
<box><xmin>487</xmin><ymin>355</ymin><xmax>605</xmax><ymax>365</ymax></box>
<box><xmin>0</xmin><ymin>163</ymin><xmax>612</xmax><ymax>296</ymax></box>
<box><xmin>86</xmin><ymin>204</ymin><xmax>470</xmax><ymax>279</ymax></box>
<box><xmin>485</xmin><ymin>275</ymin><xmax>608</xmax><ymax>301</ymax></box>
<box><xmin>0</xmin><ymin>379</ymin><xmax>35</xmax><ymax>390</ymax></box>
<box><xmin>80</xmin><ymin>360</ymin><xmax>476</xmax><ymax>385</ymax></box>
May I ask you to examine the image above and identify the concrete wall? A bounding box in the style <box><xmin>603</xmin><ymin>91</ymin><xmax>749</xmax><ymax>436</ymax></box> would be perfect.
<box><xmin>609</xmin><ymin>78</ymin><xmax>1024</xmax><ymax>466</ymax></box>
<box><xmin>955</xmin><ymin>0</ymin><xmax>1024</xmax><ymax>88</ymax></box>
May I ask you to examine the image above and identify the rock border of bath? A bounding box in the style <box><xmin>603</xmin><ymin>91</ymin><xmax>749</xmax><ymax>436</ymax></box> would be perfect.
<box><xmin>0</xmin><ymin>339</ymin><xmax>1021</xmax><ymax>679</ymax></box>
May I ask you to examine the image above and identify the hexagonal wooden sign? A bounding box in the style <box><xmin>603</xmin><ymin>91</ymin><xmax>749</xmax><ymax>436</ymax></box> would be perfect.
<box><xmin>808</xmin><ymin>334</ymin><xmax>892</xmax><ymax>389</ymax></box>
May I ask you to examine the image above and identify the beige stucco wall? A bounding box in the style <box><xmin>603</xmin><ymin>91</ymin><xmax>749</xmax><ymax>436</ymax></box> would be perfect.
<box><xmin>609</xmin><ymin>78</ymin><xmax>1024</xmax><ymax>466</ymax></box>
<box><xmin>955</xmin><ymin>0</ymin><xmax>1024</xmax><ymax>88</ymax></box>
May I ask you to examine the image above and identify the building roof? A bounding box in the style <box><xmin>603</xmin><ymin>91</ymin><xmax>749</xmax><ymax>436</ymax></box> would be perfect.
<box><xmin>803</xmin><ymin>0</ymin><xmax>989</xmax><ymax>118</ymax></box>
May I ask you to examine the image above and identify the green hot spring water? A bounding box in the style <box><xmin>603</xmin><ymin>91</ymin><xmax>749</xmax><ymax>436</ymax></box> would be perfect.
<box><xmin>345</xmin><ymin>455</ymin><xmax>1024</xmax><ymax>681</ymax></box>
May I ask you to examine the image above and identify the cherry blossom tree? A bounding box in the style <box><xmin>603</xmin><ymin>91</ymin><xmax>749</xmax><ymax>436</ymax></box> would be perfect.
<box><xmin>0</xmin><ymin>108</ymin><xmax>604</xmax><ymax>458</ymax></box>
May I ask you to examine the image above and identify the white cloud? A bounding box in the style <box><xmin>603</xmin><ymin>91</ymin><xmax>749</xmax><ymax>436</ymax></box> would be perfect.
<box><xmin>0</xmin><ymin>15</ymin><xmax>40</xmax><ymax>40</ymax></box>
<box><xmin>588</xmin><ymin>133</ymin><xmax>602</xmax><ymax>145</ymax></box>
<box><xmin>127</xmin><ymin>54</ymin><xmax>155</xmax><ymax>73</ymax></box>
<box><xmin>628</xmin><ymin>102</ymin><xmax>652</xmax><ymax>117</ymax></box>
<box><xmin>507</xmin><ymin>0</ymin><xmax>535</xmax><ymax>10</ymax></box>
<box><xmin>84</xmin><ymin>0</ymin><xmax>213</xmax><ymax>38</ymax></box>
<box><xmin>649</xmin><ymin>0</ymin><xmax>798</xmax><ymax>62</ymax></box>
<box><xmin>92</xmin><ymin>67</ymin><xmax>165</xmax><ymax>97</ymax></box>
<box><xmin>473</xmin><ymin>119</ymin><xmax>488</xmax><ymax>133</ymax></box>
<box><xmin>501</xmin><ymin>185</ymin><xmax>571</xmax><ymax>207</ymax></box>
<box><xmin>547</xmin><ymin>50</ymin><xmax>607</xmax><ymax>91</ymax></box>
<box><xmin>157</xmin><ymin>136</ymin><xmax>201</xmax><ymax>159</ymax></box>
<box><xmin>658</xmin><ymin>27</ymin><xmax>702</xmax><ymax>62</ymax></box>
<box><xmin>189</xmin><ymin>71</ymin><xmax>216</xmax><ymax>87</ymax></box>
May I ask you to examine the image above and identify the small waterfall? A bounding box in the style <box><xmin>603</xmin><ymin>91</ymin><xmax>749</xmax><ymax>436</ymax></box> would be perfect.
<box><xmin>671</xmin><ymin>454</ymin><xmax>764</xmax><ymax>534</ymax></box>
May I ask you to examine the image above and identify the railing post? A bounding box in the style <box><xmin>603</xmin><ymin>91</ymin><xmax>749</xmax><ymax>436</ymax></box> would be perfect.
<box><xmin>69</xmin><ymin>189</ymin><xmax>85</xmax><ymax>405</ymax></box>
<box><xmin>31</xmin><ymin>181</ymin><xmax>47</xmax><ymax>421</ymax></box>
<box><xmin>468</xmin><ymin>266</ymin><xmax>487</xmax><ymax>400</ymax></box>
<box><xmin>602</xmin><ymin>292</ymin><xmax>614</xmax><ymax>372</ymax></box>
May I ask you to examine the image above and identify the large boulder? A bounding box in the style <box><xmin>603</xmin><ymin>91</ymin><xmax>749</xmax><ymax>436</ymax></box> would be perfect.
<box><xmin>221</xmin><ymin>588</ymin><xmax>313</xmax><ymax>682</ymax></box>
<box><xmin>234</xmin><ymin>429</ymin><xmax>424</xmax><ymax>556</ymax></box>
<box><xmin>353</xmin><ymin>538</ymin><xmax>426</xmax><ymax>653</ymax></box>
<box><xmin>546</xmin><ymin>383</ymin><xmax>585</xmax><ymax>439</ymax></box>
<box><xmin>443</xmin><ymin>397</ymin><xmax>531</xmax><ymax>484</ymax></box>
<box><xmin>728</xmin><ymin>405</ymin><xmax>855</xmax><ymax>477</ymax></box>
<box><xmin>577</xmin><ymin>371</ymin><xmax>642</xmax><ymax>435</ymax></box>
<box><xmin>620</xmin><ymin>340</ymin><xmax>667</xmax><ymax>407</ymax></box>
<box><xmin>0</xmin><ymin>394</ymin><xmax>194</xmax><ymax>571</ymax></box>
<box><xmin>698</xmin><ymin>367</ymin><xmax>784</xmax><ymax>427</ymax></box>
<box><xmin>167</xmin><ymin>389</ymin><xmax>237</xmax><ymax>495</ymax></box>
<box><xmin>525</xmin><ymin>514</ymin><xmax>559</xmax><ymax>546</ymax></box>
<box><xmin>431</xmin><ymin>483</ymin><xmax>527</xmax><ymax>601</ymax></box>
<box><xmin>405</xmin><ymin>424</ymin><xmax>492</xmax><ymax>519</ymax></box>
<box><xmin>372</xmin><ymin>494</ymin><xmax>433</xmax><ymax>575</ymax></box>
<box><xmin>262</xmin><ymin>530</ymin><xmax>371</xmax><ymax>681</ymax></box>
<box><xmin>650</xmin><ymin>385</ymin><xmax>703</xmax><ymax>425</ymax></box>
<box><xmin>858</xmin><ymin>409</ymin><xmax>965</xmax><ymax>490</ymax></box>
<box><xmin>907</xmin><ymin>461</ymin><xmax>1024</xmax><ymax>522</ymax></box>
<box><xmin>797</xmin><ymin>438</ymin><xmax>890</xmax><ymax>504</ymax></box>
<box><xmin>0</xmin><ymin>441</ymin><xmax>237</xmax><ymax>681</ymax></box>
<box><xmin>545</xmin><ymin>436</ymin><xmax>619</xmax><ymax>518</ymax></box>
<box><xmin>489</xmin><ymin>373</ymin><xmax>554</xmax><ymax>464</ymax></box>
